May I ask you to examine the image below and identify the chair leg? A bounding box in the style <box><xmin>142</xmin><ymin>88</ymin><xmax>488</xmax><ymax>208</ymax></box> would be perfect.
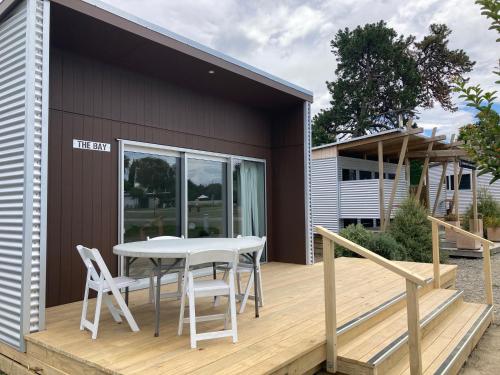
<box><xmin>80</xmin><ymin>278</ymin><xmax>90</xmax><ymax>331</ymax></box>
<box><xmin>178</xmin><ymin>277</ymin><xmax>187</xmax><ymax>336</ymax></box>
<box><xmin>103</xmin><ymin>293</ymin><xmax>122</xmax><ymax>323</ymax></box>
<box><xmin>228</xmin><ymin>270</ymin><xmax>238</xmax><ymax>343</ymax></box>
<box><xmin>110</xmin><ymin>285</ymin><xmax>140</xmax><ymax>333</ymax></box>
<box><xmin>237</xmin><ymin>272</ymin><xmax>242</xmax><ymax>295</ymax></box>
<box><xmin>188</xmin><ymin>275</ymin><xmax>197</xmax><ymax>349</ymax></box>
<box><xmin>91</xmin><ymin>286</ymin><xmax>104</xmax><ymax>339</ymax></box>
<box><xmin>239</xmin><ymin>270</ymin><xmax>254</xmax><ymax>314</ymax></box>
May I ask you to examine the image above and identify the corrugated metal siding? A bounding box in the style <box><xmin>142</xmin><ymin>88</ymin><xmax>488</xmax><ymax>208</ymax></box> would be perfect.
<box><xmin>428</xmin><ymin>164</ymin><xmax>447</xmax><ymax>216</ymax></box>
<box><xmin>311</xmin><ymin>157</ymin><xmax>339</xmax><ymax>233</ymax></box>
<box><xmin>429</xmin><ymin>164</ymin><xmax>500</xmax><ymax>216</ymax></box>
<box><xmin>303</xmin><ymin>102</ymin><xmax>313</xmax><ymax>264</ymax></box>
<box><xmin>338</xmin><ymin>157</ymin><xmax>407</xmax><ymax>219</ymax></box>
<box><xmin>0</xmin><ymin>0</ymin><xmax>48</xmax><ymax>351</ymax></box>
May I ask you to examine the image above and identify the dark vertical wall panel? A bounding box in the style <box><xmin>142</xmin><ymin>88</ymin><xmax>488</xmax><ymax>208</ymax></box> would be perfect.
<box><xmin>47</xmin><ymin>48</ymin><xmax>306</xmax><ymax>306</ymax></box>
<box><xmin>270</xmin><ymin>104</ymin><xmax>306</xmax><ymax>264</ymax></box>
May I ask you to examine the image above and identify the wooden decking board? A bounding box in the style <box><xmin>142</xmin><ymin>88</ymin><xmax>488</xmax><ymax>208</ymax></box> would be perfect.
<box><xmin>21</xmin><ymin>259</ymin><xmax>458</xmax><ymax>375</ymax></box>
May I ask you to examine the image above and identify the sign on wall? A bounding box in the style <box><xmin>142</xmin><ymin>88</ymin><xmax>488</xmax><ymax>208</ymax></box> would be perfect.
<box><xmin>73</xmin><ymin>139</ymin><xmax>111</xmax><ymax>152</ymax></box>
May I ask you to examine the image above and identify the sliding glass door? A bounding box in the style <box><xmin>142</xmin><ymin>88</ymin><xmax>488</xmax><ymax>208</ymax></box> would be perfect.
<box><xmin>123</xmin><ymin>150</ymin><xmax>181</xmax><ymax>277</ymax></box>
<box><xmin>120</xmin><ymin>142</ymin><xmax>267</xmax><ymax>279</ymax></box>
<box><xmin>187</xmin><ymin>158</ymin><xmax>227</xmax><ymax>238</ymax></box>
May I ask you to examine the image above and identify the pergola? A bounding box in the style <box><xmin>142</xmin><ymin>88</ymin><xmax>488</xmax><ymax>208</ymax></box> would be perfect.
<box><xmin>323</xmin><ymin>121</ymin><xmax>476</xmax><ymax>231</ymax></box>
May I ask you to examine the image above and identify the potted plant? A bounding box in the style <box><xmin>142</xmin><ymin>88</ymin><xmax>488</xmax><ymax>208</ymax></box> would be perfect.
<box><xmin>444</xmin><ymin>213</ymin><xmax>460</xmax><ymax>242</ymax></box>
<box><xmin>485</xmin><ymin>216</ymin><xmax>500</xmax><ymax>242</ymax></box>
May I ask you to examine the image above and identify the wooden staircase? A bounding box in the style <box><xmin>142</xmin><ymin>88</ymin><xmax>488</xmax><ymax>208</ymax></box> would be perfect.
<box><xmin>335</xmin><ymin>288</ymin><xmax>493</xmax><ymax>374</ymax></box>
<box><xmin>316</xmin><ymin>218</ymin><xmax>495</xmax><ymax>375</ymax></box>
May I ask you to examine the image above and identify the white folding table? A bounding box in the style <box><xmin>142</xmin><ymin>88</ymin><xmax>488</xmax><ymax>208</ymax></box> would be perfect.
<box><xmin>113</xmin><ymin>237</ymin><xmax>264</xmax><ymax>337</ymax></box>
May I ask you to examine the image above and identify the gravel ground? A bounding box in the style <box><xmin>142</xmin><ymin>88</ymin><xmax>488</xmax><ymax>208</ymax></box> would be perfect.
<box><xmin>447</xmin><ymin>253</ymin><xmax>500</xmax><ymax>374</ymax></box>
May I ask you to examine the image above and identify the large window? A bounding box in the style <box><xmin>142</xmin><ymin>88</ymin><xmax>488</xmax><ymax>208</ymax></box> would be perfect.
<box><xmin>187</xmin><ymin>158</ymin><xmax>227</xmax><ymax>238</ymax></box>
<box><xmin>123</xmin><ymin>151</ymin><xmax>181</xmax><ymax>277</ymax></box>
<box><xmin>120</xmin><ymin>143</ymin><xmax>267</xmax><ymax>277</ymax></box>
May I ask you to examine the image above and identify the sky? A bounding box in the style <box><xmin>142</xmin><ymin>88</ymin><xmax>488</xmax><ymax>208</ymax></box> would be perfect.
<box><xmin>101</xmin><ymin>0</ymin><xmax>498</xmax><ymax>140</ymax></box>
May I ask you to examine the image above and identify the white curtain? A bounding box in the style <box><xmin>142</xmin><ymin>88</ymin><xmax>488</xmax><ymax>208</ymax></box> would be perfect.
<box><xmin>240</xmin><ymin>161</ymin><xmax>264</xmax><ymax>236</ymax></box>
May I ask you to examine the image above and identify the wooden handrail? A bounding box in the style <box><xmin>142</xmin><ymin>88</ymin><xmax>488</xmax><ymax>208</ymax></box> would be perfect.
<box><xmin>316</xmin><ymin>225</ymin><xmax>424</xmax><ymax>374</ymax></box>
<box><xmin>316</xmin><ymin>226</ymin><xmax>427</xmax><ymax>286</ymax></box>
<box><xmin>428</xmin><ymin>216</ymin><xmax>494</xmax><ymax>305</ymax></box>
<box><xmin>427</xmin><ymin>216</ymin><xmax>494</xmax><ymax>246</ymax></box>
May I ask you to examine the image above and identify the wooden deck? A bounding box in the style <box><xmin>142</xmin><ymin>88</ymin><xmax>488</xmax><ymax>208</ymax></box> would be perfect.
<box><xmin>0</xmin><ymin>259</ymin><xmax>457</xmax><ymax>375</ymax></box>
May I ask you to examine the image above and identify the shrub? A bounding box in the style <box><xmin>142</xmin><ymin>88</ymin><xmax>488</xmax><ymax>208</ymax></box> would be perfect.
<box><xmin>367</xmin><ymin>232</ymin><xmax>407</xmax><ymax>261</ymax></box>
<box><xmin>463</xmin><ymin>188</ymin><xmax>500</xmax><ymax>235</ymax></box>
<box><xmin>336</xmin><ymin>224</ymin><xmax>407</xmax><ymax>260</ymax></box>
<box><xmin>336</xmin><ymin>224</ymin><xmax>372</xmax><ymax>257</ymax></box>
<box><xmin>389</xmin><ymin>196</ymin><xmax>436</xmax><ymax>263</ymax></box>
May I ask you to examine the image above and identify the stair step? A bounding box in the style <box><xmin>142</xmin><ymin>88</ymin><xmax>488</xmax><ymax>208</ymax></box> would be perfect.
<box><xmin>337</xmin><ymin>289</ymin><xmax>464</xmax><ymax>374</ymax></box>
<box><xmin>388</xmin><ymin>302</ymin><xmax>493</xmax><ymax>374</ymax></box>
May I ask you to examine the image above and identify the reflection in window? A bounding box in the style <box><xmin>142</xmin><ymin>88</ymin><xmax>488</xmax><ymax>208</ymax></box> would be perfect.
<box><xmin>123</xmin><ymin>151</ymin><xmax>180</xmax><ymax>277</ymax></box>
<box><xmin>187</xmin><ymin>159</ymin><xmax>227</xmax><ymax>238</ymax></box>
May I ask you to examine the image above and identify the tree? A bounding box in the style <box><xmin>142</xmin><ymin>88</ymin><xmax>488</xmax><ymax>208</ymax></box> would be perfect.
<box><xmin>454</xmin><ymin>0</ymin><xmax>499</xmax><ymax>184</ymax></box>
<box><xmin>313</xmin><ymin>21</ymin><xmax>474</xmax><ymax>146</ymax></box>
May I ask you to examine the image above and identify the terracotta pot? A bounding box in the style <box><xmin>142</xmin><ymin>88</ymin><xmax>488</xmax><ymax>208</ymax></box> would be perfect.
<box><xmin>456</xmin><ymin>233</ymin><xmax>481</xmax><ymax>250</ymax></box>
<box><xmin>445</xmin><ymin>221</ymin><xmax>460</xmax><ymax>242</ymax></box>
<box><xmin>487</xmin><ymin>227</ymin><xmax>500</xmax><ymax>242</ymax></box>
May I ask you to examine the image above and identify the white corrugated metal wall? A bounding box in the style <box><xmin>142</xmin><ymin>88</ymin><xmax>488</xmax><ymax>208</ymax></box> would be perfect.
<box><xmin>303</xmin><ymin>102</ymin><xmax>314</xmax><ymax>264</ymax></box>
<box><xmin>312</xmin><ymin>157</ymin><xmax>339</xmax><ymax>233</ymax></box>
<box><xmin>428</xmin><ymin>164</ymin><xmax>447</xmax><ymax>216</ymax></box>
<box><xmin>338</xmin><ymin>157</ymin><xmax>407</xmax><ymax>219</ymax></box>
<box><xmin>429</xmin><ymin>163</ymin><xmax>500</xmax><ymax>216</ymax></box>
<box><xmin>0</xmin><ymin>0</ymin><xmax>49</xmax><ymax>351</ymax></box>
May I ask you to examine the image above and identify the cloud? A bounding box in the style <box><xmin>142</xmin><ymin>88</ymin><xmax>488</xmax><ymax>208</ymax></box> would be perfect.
<box><xmin>103</xmin><ymin>0</ymin><xmax>498</xmax><ymax>136</ymax></box>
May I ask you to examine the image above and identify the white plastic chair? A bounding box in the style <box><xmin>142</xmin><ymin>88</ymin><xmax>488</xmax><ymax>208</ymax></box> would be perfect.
<box><xmin>147</xmin><ymin>235</ymin><xmax>184</xmax><ymax>305</ymax></box>
<box><xmin>178</xmin><ymin>249</ymin><xmax>239</xmax><ymax>349</ymax></box>
<box><xmin>76</xmin><ymin>245</ymin><xmax>140</xmax><ymax>339</ymax></box>
<box><xmin>216</xmin><ymin>236</ymin><xmax>266</xmax><ymax>313</ymax></box>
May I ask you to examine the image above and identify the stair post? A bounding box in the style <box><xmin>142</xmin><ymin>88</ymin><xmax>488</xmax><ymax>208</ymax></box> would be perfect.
<box><xmin>323</xmin><ymin>236</ymin><xmax>337</xmax><ymax>373</ymax></box>
<box><xmin>406</xmin><ymin>280</ymin><xmax>423</xmax><ymax>375</ymax></box>
<box><xmin>431</xmin><ymin>222</ymin><xmax>440</xmax><ymax>288</ymax></box>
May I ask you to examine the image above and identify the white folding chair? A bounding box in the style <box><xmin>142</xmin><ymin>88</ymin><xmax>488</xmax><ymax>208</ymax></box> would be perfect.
<box><xmin>216</xmin><ymin>236</ymin><xmax>266</xmax><ymax>314</ymax></box>
<box><xmin>76</xmin><ymin>245</ymin><xmax>140</xmax><ymax>339</ymax></box>
<box><xmin>178</xmin><ymin>249</ymin><xmax>239</xmax><ymax>349</ymax></box>
<box><xmin>147</xmin><ymin>235</ymin><xmax>185</xmax><ymax>305</ymax></box>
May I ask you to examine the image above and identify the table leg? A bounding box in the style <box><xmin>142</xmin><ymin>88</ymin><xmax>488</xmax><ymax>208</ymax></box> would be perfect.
<box><xmin>125</xmin><ymin>256</ymin><xmax>130</xmax><ymax>305</ymax></box>
<box><xmin>253</xmin><ymin>251</ymin><xmax>260</xmax><ymax>318</ymax></box>
<box><xmin>155</xmin><ymin>258</ymin><xmax>161</xmax><ymax>337</ymax></box>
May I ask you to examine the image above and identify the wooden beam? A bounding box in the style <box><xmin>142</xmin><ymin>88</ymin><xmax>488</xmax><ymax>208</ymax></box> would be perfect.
<box><xmin>384</xmin><ymin>134</ymin><xmax>409</xmax><ymax>229</ymax></box>
<box><xmin>322</xmin><ymin>237</ymin><xmax>337</xmax><ymax>373</ymax></box>
<box><xmin>383</xmin><ymin>135</ymin><xmax>447</xmax><ymax>154</ymax></box>
<box><xmin>378</xmin><ymin>141</ymin><xmax>385</xmax><ymax>231</ymax></box>
<box><xmin>407</xmin><ymin>149</ymin><xmax>468</xmax><ymax>158</ymax></box>
<box><xmin>450</xmin><ymin>165</ymin><xmax>463</xmax><ymax>216</ymax></box>
<box><xmin>432</xmin><ymin>162</ymin><xmax>448</xmax><ymax>216</ymax></box>
<box><xmin>472</xmin><ymin>169</ymin><xmax>478</xmax><ymax>224</ymax></box>
<box><xmin>416</xmin><ymin>128</ymin><xmax>437</xmax><ymax>200</ymax></box>
<box><xmin>483</xmin><ymin>243</ymin><xmax>493</xmax><ymax>305</ymax></box>
<box><xmin>337</xmin><ymin>127</ymin><xmax>423</xmax><ymax>150</ymax></box>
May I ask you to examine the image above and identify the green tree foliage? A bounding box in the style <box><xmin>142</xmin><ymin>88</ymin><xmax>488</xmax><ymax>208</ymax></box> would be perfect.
<box><xmin>313</xmin><ymin>21</ymin><xmax>474</xmax><ymax>146</ymax></box>
<box><xmin>389</xmin><ymin>196</ymin><xmax>437</xmax><ymax>263</ymax></box>
<box><xmin>463</xmin><ymin>188</ymin><xmax>500</xmax><ymax>235</ymax></box>
<box><xmin>454</xmin><ymin>0</ymin><xmax>500</xmax><ymax>184</ymax></box>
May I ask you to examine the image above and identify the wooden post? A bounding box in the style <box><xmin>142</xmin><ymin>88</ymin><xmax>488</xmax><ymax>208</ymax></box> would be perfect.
<box><xmin>378</xmin><ymin>141</ymin><xmax>385</xmax><ymax>231</ymax></box>
<box><xmin>384</xmin><ymin>135</ymin><xmax>409</xmax><ymax>229</ymax></box>
<box><xmin>406</xmin><ymin>280</ymin><xmax>423</xmax><ymax>375</ymax></box>
<box><xmin>432</xmin><ymin>162</ymin><xmax>447</xmax><ymax>216</ymax></box>
<box><xmin>322</xmin><ymin>237</ymin><xmax>337</xmax><ymax>373</ymax></box>
<box><xmin>483</xmin><ymin>242</ymin><xmax>493</xmax><ymax>305</ymax></box>
<box><xmin>432</xmin><ymin>222</ymin><xmax>440</xmax><ymax>289</ymax></box>
<box><xmin>472</xmin><ymin>169</ymin><xmax>478</xmax><ymax>232</ymax></box>
<box><xmin>416</xmin><ymin>127</ymin><xmax>437</xmax><ymax>201</ymax></box>
<box><xmin>453</xmin><ymin>159</ymin><xmax>459</xmax><ymax>219</ymax></box>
